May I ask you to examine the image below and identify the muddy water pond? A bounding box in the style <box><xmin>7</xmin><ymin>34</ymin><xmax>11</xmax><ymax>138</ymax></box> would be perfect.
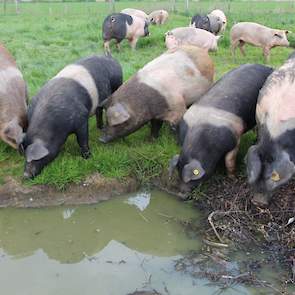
<box><xmin>0</xmin><ymin>190</ymin><xmax>292</xmax><ymax>295</ymax></box>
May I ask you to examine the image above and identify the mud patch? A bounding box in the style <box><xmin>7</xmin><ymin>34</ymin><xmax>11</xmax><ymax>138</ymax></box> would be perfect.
<box><xmin>0</xmin><ymin>173</ymin><xmax>138</xmax><ymax>208</ymax></box>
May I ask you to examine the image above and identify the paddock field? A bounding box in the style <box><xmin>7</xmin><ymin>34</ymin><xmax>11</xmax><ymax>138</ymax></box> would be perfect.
<box><xmin>0</xmin><ymin>1</ymin><xmax>295</xmax><ymax>188</ymax></box>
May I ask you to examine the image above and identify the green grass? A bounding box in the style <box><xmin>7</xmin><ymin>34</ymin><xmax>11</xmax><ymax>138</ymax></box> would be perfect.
<box><xmin>0</xmin><ymin>1</ymin><xmax>295</xmax><ymax>188</ymax></box>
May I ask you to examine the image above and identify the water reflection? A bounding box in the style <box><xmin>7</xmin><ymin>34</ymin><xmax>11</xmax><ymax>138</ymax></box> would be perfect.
<box><xmin>0</xmin><ymin>190</ymin><xmax>200</xmax><ymax>263</ymax></box>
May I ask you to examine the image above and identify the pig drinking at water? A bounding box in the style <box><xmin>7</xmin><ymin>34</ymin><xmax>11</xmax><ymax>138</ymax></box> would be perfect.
<box><xmin>165</xmin><ymin>27</ymin><xmax>221</xmax><ymax>52</ymax></box>
<box><xmin>169</xmin><ymin>64</ymin><xmax>273</xmax><ymax>192</ymax></box>
<box><xmin>103</xmin><ymin>13</ymin><xmax>149</xmax><ymax>54</ymax></box>
<box><xmin>0</xmin><ymin>44</ymin><xmax>28</xmax><ymax>149</ymax></box>
<box><xmin>231</xmin><ymin>22</ymin><xmax>289</xmax><ymax>61</ymax></box>
<box><xmin>21</xmin><ymin>55</ymin><xmax>122</xmax><ymax>179</ymax></box>
<box><xmin>100</xmin><ymin>45</ymin><xmax>214</xmax><ymax>143</ymax></box>
<box><xmin>246</xmin><ymin>52</ymin><xmax>295</xmax><ymax>206</ymax></box>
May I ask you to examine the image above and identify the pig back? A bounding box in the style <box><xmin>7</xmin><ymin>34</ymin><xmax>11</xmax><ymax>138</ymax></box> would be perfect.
<box><xmin>197</xmin><ymin>64</ymin><xmax>273</xmax><ymax>130</ymax></box>
<box><xmin>137</xmin><ymin>45</ymin><xmax>214</xmax><ymax>107</ymax></box>
<box><xmin>256</xmin><ymin>56</ymin><xmax>295</xmax><ymax>139</ymax></box>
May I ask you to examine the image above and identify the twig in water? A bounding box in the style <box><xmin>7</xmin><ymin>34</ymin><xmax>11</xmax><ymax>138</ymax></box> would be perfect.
<box><xmin>203</xmin><ymin>238</ymin><xmax>228</xmax><ymax>248</ymax></box>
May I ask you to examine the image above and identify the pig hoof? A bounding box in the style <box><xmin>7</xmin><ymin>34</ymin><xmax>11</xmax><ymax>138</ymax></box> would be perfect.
<box><xmin>81</xmin><ymin>150</ymin><xmax>91</xmax><ymax>159</ymax></box>
<box><xmin>23</xmin><ymin>172</ymin><xmax>33</xmax><ymax>180</ymax></box>
<box><xmin>99</xmin><ymin>136</ymin><xmax>111</xmax><ymax>144</ymax></box>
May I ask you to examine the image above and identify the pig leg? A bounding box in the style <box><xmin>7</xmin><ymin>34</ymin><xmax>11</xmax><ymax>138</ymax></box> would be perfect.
<box><xmin>76</xmin><ymin>121</ymin><xmax>91</xmax><ymax>159</ymax></box>
<box><xmin>129</xmin><ymin>37</ymin><xmax>138</xmax><ymax>50</ymax></box>
<box><xmin>238</xmin><ymin>40</ymin><xmax>246</xmax><ymax>56</ymax></box>
<box><xmin>231</xmin><ymin>39</ymin><xmax>239</xmax><ymax>57</ymax></box>
<box><xmin>96</xmin><ymin>106</ymin><xmax>104</xmax><ymax>129</ymax></box>
<box><xmin>104</xmin><ymin>41</ymin><xmax>111</xmax><ymax>55</ymax></box>
<box><xmin>263</xmin><ymin>47</ymin><xmax>270</xmax><ymax>62</ymax></box>
<box><xmin>150</xmin><ymin>119</ymin><xmax>163</xmax><ymax>138</ymax></box>
<box><xmin>115</xmin><ymin>40</ymin><xmax>121</xmax><ymax>51</ymax></box>
<box><xmin>225</xmin><ymin>139</ymin><xmax>240</xmax><ymax>178</ymax></box>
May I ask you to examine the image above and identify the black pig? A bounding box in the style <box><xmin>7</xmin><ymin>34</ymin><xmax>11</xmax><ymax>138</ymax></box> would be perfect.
<box><xmin>21</xmin><ymin>55</ymin><xmax>122</xmax><ymax>178</ymax></box>
<box><xmin>169</xmin><ymin>64</ymin><xmax>273</xmax><ymax>192</ymax></box>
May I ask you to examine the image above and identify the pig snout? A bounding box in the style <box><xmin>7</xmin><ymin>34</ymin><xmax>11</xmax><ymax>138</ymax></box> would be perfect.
<box><xmin>23</xmin><ymin>162</ymin><xmax>39</xmax><ymax>179</ymax></box>
<box><xmin>251</xmin><ymin>192</ymin><xmax>272</xmax><ymax>207</ymax></box>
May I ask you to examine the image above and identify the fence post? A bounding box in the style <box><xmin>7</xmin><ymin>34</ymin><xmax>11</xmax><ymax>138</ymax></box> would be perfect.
<box><xmin>185</xmin><ymin>0</ymin><xmax>189</xmax><ymax>15</ymax></box>
<box><xmin>110</xmin><ymin>0</ymin><xmax>115</xmax><ymax>13</ymax></box>
<box><xmin>171</xmin><ymin>0</ymin><xmax>176</xmax><ymax>12</ymax></box>
<box><xmin>3</xmin><ymin>0</ymin><xmax>6</xmax><ymax>15</ymax></box>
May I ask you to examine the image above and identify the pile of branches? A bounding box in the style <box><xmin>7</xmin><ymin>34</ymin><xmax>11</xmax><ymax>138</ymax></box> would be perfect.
<box><xmin>197</xmin><ymin>175</ymin><xmax>295</xmax><ymax>251</ymax></box>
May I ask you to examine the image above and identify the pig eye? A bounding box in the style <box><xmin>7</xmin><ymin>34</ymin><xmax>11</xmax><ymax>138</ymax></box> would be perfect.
<box><xmin>274</xmin><ymin>33</ymin><xmax>283</xmax><ymax>39</ymax></box>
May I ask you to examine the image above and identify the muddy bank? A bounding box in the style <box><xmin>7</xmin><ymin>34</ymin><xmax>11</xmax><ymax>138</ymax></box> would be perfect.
<box><xmin>0</xmin><ymin>173</ymin><xmax>138</xmax><ymax>208</ymax></box>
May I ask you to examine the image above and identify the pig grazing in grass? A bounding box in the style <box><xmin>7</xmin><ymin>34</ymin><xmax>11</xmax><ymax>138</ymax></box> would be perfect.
<box><xmin>165</xmin><ymin>27</ymin><xmax>221</xmax><ymax>52</ymax></box>
<box><xmin>208</xmin><ymin>9</ymin><xmax>227</xmax><ymax>33</ymax></box>
<box><xmin>21</xmin><ymin>55</ymin><xmax>122</xmax><ymax>179</ymax></box>
<box><xmin>190</xmin><ymin>15</ymin><xmax>211</xmax><ymax>32</ymax></box>
<box><xmin>148</xmin><ymin>10</ymin><xmax>169</xmax><ymax>25</ymax></box>
<box><xmin>0</xmin><ymin>44</ymin><xmax>28</xmax><ymax>149</ymax></box>
<box><xmin>246</xmin><ymin>52</ymin><xmax>295</xmax><ymax>206</ymax></box>
<box><xmin>231</xmin><ymin>22</ymin><xmax>290</xmax><ymax>62</ymax></box>
<box><xmin>100</xmin><ymin>45</ymin><xmax>214</xmax><ymax>143</ymax></box>
<box><xmin>103</xmin><ymin>13</ymin><xmax>149</xmax><ymax>54</ymax></box>
<box><xmin>169</xmin><ymin>64</ymin><xmax>273</xmax><ymax>192</ymax></box>
<box><xmin>190</xmin><ymin>14</ymin><xmax>223</xmax><ymax>35</ymax></box>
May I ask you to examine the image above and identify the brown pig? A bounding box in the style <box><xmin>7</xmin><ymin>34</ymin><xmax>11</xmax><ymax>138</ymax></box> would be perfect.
<box><xmin>0</xmin><ymin>44</ymin><xmax>27</xmax><ymax>149</ymax></box>
<box><xmin>100</xmin><ymin>45</ymin><xmax>214</xmax><ymax>143</ymax></box>
<box><xmin>148</xmin><ymin>10</ymin><xmax>169</xmax><ymax>25</ymax></box>
<box><xmin>231</xmin><ymin>22</ymin><xmax>290</xmax><ymax>61</ymax></box>
<box><xmin>165</xmin><ymin>27</ymin><xmax>221</xmax><ymax>52</ymax></box>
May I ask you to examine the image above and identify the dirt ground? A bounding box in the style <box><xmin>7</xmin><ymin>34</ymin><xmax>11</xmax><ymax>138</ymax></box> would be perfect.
<box><xmin>0</xmin><ymin>173</ymin><xmax>138</xmax><ymax>208</ymax></box>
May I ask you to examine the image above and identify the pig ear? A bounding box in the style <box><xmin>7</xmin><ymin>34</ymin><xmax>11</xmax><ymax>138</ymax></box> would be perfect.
<box><xmin>3</xmin><ymin>120</ymin><xmax>24</xmax><ymax>146</ymax></box>
<box><xmin>106</xmin><ymin>103</ymin><xmax>130</xmax><ymax>126</ymax></box>
<box><xmin>182</xmin><ymin>160</ymin><xmax>205</xmax><ymax>183</ymax></box>
<box><xmin>246</xmin><ymin>145</ymin><xmax>262</xmax><ymax>184</ymax></box>
<box><xmin>168</xmin><ymin>154</ymin><xmax>179</xmax><ymax>177</ymax></box>
<box><xmin>26</xmin><ymin>141</ymin><xmax>49</xmax><ymax>163</ymax></box>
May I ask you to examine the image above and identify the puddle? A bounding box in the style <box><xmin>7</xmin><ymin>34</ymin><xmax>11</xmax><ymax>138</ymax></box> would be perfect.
<box><xmin>0</xmin><ymin>190</ymin><xmax>293</xmax><ymax>295</ymax></box>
